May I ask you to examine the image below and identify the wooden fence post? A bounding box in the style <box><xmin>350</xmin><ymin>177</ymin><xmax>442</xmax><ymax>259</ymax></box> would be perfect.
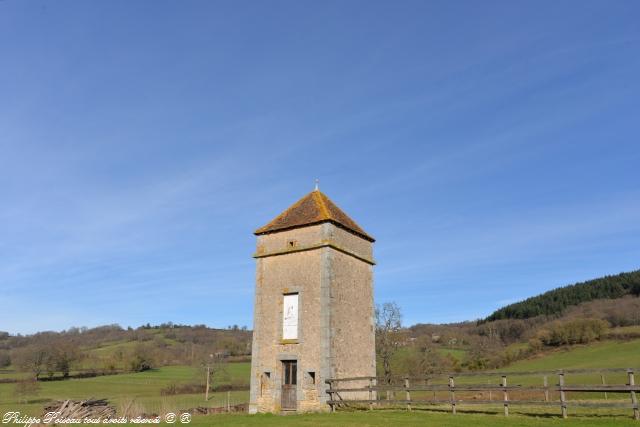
<box><xmin>427</xmin><ymin>378</ymin><xmax>435</xmax><ymax>401</ymax></box>
<box><xmin>629</xmin><ymin>370</ymin><xmax>639</xmax><ymax>421</ymax></box>
<box><xmin>502</xmin><ymin>375</ymin><xmax>509</xmax><ymax>416</ymax></box>
<box><xmin>205</xmin><ymin>364</ymin><xmax>210</xmax><ymax>401</ymax></box>
<box><xmin>601</xmin><ymin>374</ymin><xmax>608</xmax><ymax>400</ymax></box>
<box><xmin>368</xmin><ymin>377</ymin><xmax>373</xmax><ymax>411</ymax></box>
<box><xmin>543</xmin><ymin>375</ymin><xmax>549</xmax><ymax>402</ymax></box>
<box><xmin>559</xmin><ymin>371</ymin><xmax>567</xmax><ymax>419</ymax></box>
<box><xmin>322</xmin><ymin>368</ymin><xmax>637</xmax><ymax>418</ymax></box>
<box><xmin>449</xmin><ymin>376</ymin><xmax>456</xmax><ymax>415</ymax></box>
<box><xmin>328</xmin><ymin>380</ymin><xmax>335</xmax><ymax>413</ymax></box>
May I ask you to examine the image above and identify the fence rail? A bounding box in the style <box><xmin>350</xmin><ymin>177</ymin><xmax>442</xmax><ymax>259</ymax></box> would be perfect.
<box><xmin>326</xmin><ymin>368</ymin><xmax>640</xmax><ymax>420</ymax></box>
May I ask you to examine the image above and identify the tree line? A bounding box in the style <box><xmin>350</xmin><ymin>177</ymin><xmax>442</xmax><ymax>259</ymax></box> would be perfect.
<box><xmin>485</xmin><ymin>269</ymin><xmax>640</xmax><ymax>321</ymax></box>
<box><xmin>377</xmin><ymin>293</ymin><xmax>640</xmax><ymax>377</ymax></box>
<box><xmin>0</xmin><ymin>323</ymin><xmax>251</xmax><ymax>381</ymax></box>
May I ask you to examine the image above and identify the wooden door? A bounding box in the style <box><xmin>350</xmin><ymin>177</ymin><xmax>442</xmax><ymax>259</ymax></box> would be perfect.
<box><xmin>281</xmin><ymin>360</ymin><xmax>297</xmax><ymax>410</ymax></box>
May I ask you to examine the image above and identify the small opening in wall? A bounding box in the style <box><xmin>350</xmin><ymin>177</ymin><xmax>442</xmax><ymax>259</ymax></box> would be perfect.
<box><xmin>308</xmin><ymin>371</ymin><xmax>316</xmax><ymax>384</ymax></box>
<box><xmin>261</xmin><ymin>372</ymin><xmax>270</xmax><ymax>397</ymax></box>
<box><xmin>288</xmin><ymin>240</ymin><xmax>296</xmax><ymax>248</ymax></box>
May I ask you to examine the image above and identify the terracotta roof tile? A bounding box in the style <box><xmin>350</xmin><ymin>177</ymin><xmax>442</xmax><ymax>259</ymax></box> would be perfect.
<box><xmin>254</xmin><ymin>190</ymin><xmax>374</xmax><ymax>242</ymax></box>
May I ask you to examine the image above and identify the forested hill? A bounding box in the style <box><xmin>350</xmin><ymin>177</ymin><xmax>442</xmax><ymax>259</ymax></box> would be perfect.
<box><xmin>485</xmin><ymin>270</ymin><xmax>640</xmax><ymax>321</ymax></box>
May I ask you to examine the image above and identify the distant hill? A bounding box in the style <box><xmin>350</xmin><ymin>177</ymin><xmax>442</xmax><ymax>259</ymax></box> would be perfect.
<box><xmin>485</xmin><ymin>270</ymin><xmax>640</xmax><ymax>322</ymax></box>
<box><xmin>0</xmin><ymin>323</ymin><xmax>252</xmax><ymax>377</ymax></box>
<box><xmin>2</xmin><ymin>270</ymin><xmax>639</xmax><ymax>379</ymax></box>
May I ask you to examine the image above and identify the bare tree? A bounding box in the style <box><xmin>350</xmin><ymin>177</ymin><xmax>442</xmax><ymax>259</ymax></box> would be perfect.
<box><xmin>198</xmin><ymin>352</ymin><xmax>229</xmax><ymax>400</ymax></box>
<box><xmin>13</xmin><ymin>345</ymin><xmax>50</xmax><ymax>380</ymax></box>
<box><xmin>46</xmin><ymin>342</ymin><xmax>80</xmax><ymax>378</ymax></box>
<box><xmin>375</xmin><ymin>302</ymin><xmax>403</xmax><ymax>384</ymax></box>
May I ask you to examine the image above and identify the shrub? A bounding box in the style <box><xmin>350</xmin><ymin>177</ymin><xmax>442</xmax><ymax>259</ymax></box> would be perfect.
<box><xmin>536</xmin><ymin>318</ymin><xmax>609</xmax><ymax>346</ymax></box>
<box><xmin>0</xmin><ymin>351</ymin><xmax>10</xmax><ymax>367</ymax></box>
<box><xmin>160</xmin><ymin>383</ymin><xmax>178</xmax><ymax>396</ymax></box>
<box><xmin>129</xmin><ymin>344</ymin><xmax>154</xmax><ymax>372</ymax></box>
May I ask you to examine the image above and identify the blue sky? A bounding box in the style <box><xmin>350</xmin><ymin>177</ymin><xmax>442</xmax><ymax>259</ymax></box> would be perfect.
<box><xmin>1</xmin><ymin>1</ymin><xmax>639</xmax><ymax>334</ymax></box>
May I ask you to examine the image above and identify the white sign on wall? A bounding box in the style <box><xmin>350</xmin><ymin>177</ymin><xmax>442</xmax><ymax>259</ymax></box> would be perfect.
<box><xmin>282</xmin><ymin>293</ymin><xmax>299</xmax><ymax>340</ymax></box>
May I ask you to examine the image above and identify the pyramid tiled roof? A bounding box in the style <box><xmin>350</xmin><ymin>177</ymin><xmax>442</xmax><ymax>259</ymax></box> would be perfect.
<box><xmin>255</xmin><ymin>190</ymin><xmax>374</xmax><ymax>242</ymax></box>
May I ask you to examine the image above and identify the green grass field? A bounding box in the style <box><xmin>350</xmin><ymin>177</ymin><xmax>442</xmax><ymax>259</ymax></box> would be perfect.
<box><xmin>132</xmin><ymin>410</ymin><xmax>639</xmax><ymax>427</ymax></box>
<box><xmin>504</xmin><ymin>339</ymin><xmax>640</xmax><ymax>371</ymax></box>
<box><xmin>0</xmin><ymin>363</ymin><xmax>251</xmax><ymax>417</ymax></box>
<box><xmin>436</xmin><ymin>347</ymin><xmax>467</xmax><ymax>361</ymax></box>
<box><xmin>1</xmin><ymin>340</ymin><xmax>639</xmax><ymax>425</ymax></box>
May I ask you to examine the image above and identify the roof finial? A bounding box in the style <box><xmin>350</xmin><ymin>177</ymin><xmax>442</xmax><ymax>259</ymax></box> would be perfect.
<box><xmin>314</xmin><ymin>179</ymin><xmax>319</xmax><ymax>191</ymax></box>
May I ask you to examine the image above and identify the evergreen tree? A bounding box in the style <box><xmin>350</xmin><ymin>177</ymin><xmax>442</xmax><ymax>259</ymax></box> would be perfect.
<box><xmin>485</xmin><ymin>270</ymin><xmax>640</xmax><ymax>321</ymax></box>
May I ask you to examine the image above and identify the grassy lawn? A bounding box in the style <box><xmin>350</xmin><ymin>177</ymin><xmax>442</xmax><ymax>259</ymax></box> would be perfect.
<box><xmin>152</xmin><ymin>410</ymin><xmax>640</xmax><ymax>426</ymax></box>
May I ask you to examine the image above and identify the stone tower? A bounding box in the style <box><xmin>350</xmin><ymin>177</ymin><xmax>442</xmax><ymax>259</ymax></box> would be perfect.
<box><xmin>249</xmin><ymin>189</ymin><xmax>376</xmax><ymax>413</ymax></box>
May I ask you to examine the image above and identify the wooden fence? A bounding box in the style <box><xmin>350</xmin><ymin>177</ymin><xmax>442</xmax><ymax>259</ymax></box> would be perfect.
<box><xmin>326</xmin><ymin>368</ymin><xmax>640</xmax><ymax>420</ymax></box>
